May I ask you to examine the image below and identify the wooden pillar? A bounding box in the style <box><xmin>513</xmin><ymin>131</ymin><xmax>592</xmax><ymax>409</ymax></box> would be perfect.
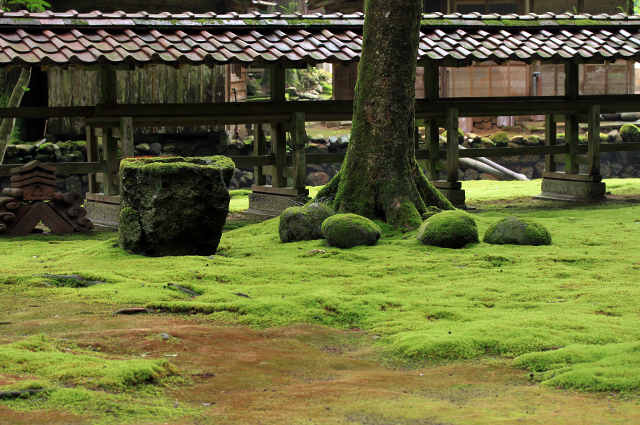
<box><xmin>544</xmin><ymin>115</ymin><xmax>557</xmax><ymax>173</ymax></box>
<box><xmin>588</xmin><ymin>105</ymin><xmax>601</xmax><ymax>176</ymax></box>
<box><xmin>446</xmin><ymin>108</ymin><xmax>459</xmax><ymax>183</ymax></box>
<box><xmin>254</xmin><ymin>124</ymin><xmax>267</xmax><ymax>186</ymax></box>
<box><xmin>119</xmin><ymin>117</ymin><xmax>134</xmax><ymax>159</ymax></box>
<box><xmin>101</xmin><ymin>67</ymin><xmax>119</xmax><ymax>195</ymax></box>
<box><xmin>424</xmin><ymin>63</ymin><xmax>441</xmax><ymax>181</ymax></box>
<box><xmin>564</xmin><ymin>61</ymin><xmax>580</xmax><ymax>174</ymax></box>
<box><xmin>270</xmin><ymin>64</ymin><xmax>287</xmax><ymax>187</ymax></box>
<box><xmin>291</xmin><ymin>112</ymin><xmax>307</xmax><ymax>189</ymax></box>
<box><xmin>86</xmin><ymin>125</ymin><xmax>99</xmax><ymax>193</ymax></box>
<box><xmin>426</xmin><ymin>120</ymin><xmax>440</xmax><ymax>181</ymax></box>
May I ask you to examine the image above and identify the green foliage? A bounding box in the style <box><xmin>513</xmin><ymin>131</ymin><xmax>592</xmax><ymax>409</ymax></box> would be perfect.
<box><xmin>6</xmin><ymin>0</ymin><xmax>50</xmax><ymax>12</ymax></box>
<box><xmin>321</xmin><ymin>213</ymin><xmax>382</xmax><ymax>248</ymax></box>
<box><xmin>484</xmin><ymin>217</ymin><xmax>552</xmax><ymax>246</ymax></box>
<box><xmin>441</xmin><ymin>128</ymin><xmax>465</xmax><ymax>144</ymax></box>
<box><xmin>416</xmin><ymin>210</ymin><xmax>479</xmax><ymax>249</ymax></box>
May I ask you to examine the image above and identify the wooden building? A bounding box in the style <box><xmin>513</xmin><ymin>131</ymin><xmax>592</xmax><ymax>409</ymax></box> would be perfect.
<box><xmin>316</xmin><ymin>0</ymin><xmax>635</xmax><ymax>131</ymax></box>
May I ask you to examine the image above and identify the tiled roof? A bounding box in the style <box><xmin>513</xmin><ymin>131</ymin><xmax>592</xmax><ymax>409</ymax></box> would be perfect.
<box><xmin>1</xmin><ymin>11</ymin><xmax>640</xmax><ymax>67</ymax></box>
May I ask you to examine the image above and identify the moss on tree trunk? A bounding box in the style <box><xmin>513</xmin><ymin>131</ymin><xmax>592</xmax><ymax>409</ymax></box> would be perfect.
<box><xmin>324</xmin><ymin>0</ymin><xmax>453</xmax><ymax>229</ymax></box>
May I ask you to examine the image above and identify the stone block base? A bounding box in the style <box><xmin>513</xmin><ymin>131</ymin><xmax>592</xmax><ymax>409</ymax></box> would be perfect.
<box><xmin>247</xmin><ymin>192</ymin><xmax>310</xmax><ymax>216</ymax></box>
<box><xmin>536</xmin><ymin>178</ymin><xmax>606</xmax><ymax>201</ymax></box>
<box><xmin>84</xmin><ymin>194</ymin><xmax>120</xmax><ymax>230</ymax></box>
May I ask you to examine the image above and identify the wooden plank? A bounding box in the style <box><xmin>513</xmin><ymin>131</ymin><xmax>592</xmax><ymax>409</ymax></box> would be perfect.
<box><xmin>228</xmin><ymin>155</ymin><xmax>274</xmax><ymax>167</ymax></box>
<box><xmin>253</xmin><ymin>124</ymin><xmax>267</xmax><ymax>186</ymax></box>
<box><xmin>251</xmin><ymin>185</ymin><xmax>309</xmax><ymax>196</ymax></box>
<box><xmin>542</xmin><ymin>172</ymin><xmax>602</xmax><ymax>182</ymax></box>
<box><xmin>565</xmin><ymin>61</ymin><xmax>580</xmax><ymax>101</ymax></box>
<box><xmin>545</xmin><ymin>115</ymin><xmax>557</xmax><ymax>173</ymax></box>
<box><xmin>271</xmin><ymin>123</ymin><xmax>287</xmax><ymax>187</ymax></box>
<box><xmin>459</xmin><ymin>145</ymin><xmax>566</xmax><ymax>158</ymax></box>
<box><xmin>0</xmin><ymin>161</ymin><xmax>106</xmax><ymax>178</ymax></box>
<box><xmin>600</xmin><ymin>142</ymin><xmax>640</xmax><ymax>152</ymax></box>
<box><xmin>291</xmin><ymin>112</ymin><xmax>307</xmax><ymax>190</ymax></box>
<box><xmin>100</xmin><ymin>68</ymin><xmax>118</xmax><ymax>105</ymax></box>
<box><xmin>588</xmin><ymin>104</ymin><xmax>601</xmax><ymax>176</ymax></box>
<box><xmin>565</xmin><ymin>114</ymin><xmax>580</xmax><ymax>174</ymax></box>
<box><xmin>445</xmin><ymin>108</ymin><xmax>459</xmax><ymax>183</ymax></box>
<box><xmin>424</xmin><ymin>64</ymin><xmax>439</xmax><ymax>101</ymax></box>
<box><xmin>85</xmin><ymin>193</ymin><xmax>120</xmax><ymax>204</ymax></box>
<box><xmin>120</xmin><ymin>117</ymin><xmax>134</xmax><ymax>159</ymax></box>
<box><xmin>270</xmin><ymin>64</ymin><xmax>286</xmax><ymax>103</ymax></box>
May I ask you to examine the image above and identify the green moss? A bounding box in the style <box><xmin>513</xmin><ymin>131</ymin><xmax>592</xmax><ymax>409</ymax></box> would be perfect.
<box><xmin>279</xmin><ymin>203</ymin><xmax>335</xmax><ymax>243</ymax></box>
<box><xmin>118</xmin><ymin>206</ymin><xmax>142</xmax><ymax>253</ymax></box>
<box><xmin>416</xmin><ymin>210</ymin><xmax>478</xmax><ymax>249</ymax></box>
<box><xmin>484</xmin><ymin>217</ymin><xmax>551</xmax><ymax>246</ymax></box>
<box><xmin>120</xmin><ymin>156</ymin><xmax>235</xmax><ymax>185</ymax></box>
<box><xmin>489</xmin><ymin>131</ymin><xmax>510</xmax><ymax>147</ymax></box>
<box><xmin>442</xmin><ymin>127</ymin><xmax>465</xmax><ymax>144</ymax></box>
<box><xmin>321</xmin><ymin>213</ymin><xmax>382</xmax><ymax>248</ymax></box>
<box><xmin>619</xmin><ymin>124</ymin><xmax>640</xmax><ymax>143</ymax></box>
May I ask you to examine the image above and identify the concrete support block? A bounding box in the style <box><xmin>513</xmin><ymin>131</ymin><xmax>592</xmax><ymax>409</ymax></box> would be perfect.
<box><xmin>247</xmin><ymin>192</ymin><xmax>310</xmax><ymax>217</ymax></box>
<box><xmin>435</xmin><ymin>188</ymin><xmax>466</xmax><ymax>209</ymax></box>
<box><xmin>537</xmin><ymin>178</ymin><xmax>606</xmax><ymax>201</ymax></box>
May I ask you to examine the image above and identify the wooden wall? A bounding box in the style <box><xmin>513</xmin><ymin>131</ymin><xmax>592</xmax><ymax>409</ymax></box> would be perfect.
<box><xmin>48</xmin><ymin>65</ymin><xmax>226</xmax><ymax>135</ymax></box>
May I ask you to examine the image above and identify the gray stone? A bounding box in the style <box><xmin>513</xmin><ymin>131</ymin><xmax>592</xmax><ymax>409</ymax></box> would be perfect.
<box><xmin>538</xmin><ymin>178</ymin><xmax>606</xmax><ymax>201</ymax></box>
<box><xmin>4</xmin><ymin>144</ymin><xmax>17</xmax><ymax>158</ymax></box>
<box><xmin>484</xmin><ymin>217</ymin><xmax>551</xmax><ymax>246</ymax></box>
<box><xmin>136</xmin><ymin>143</ymin><xmax>151</xmax><ymax>154</ymax></box>
<box><xmin>64</xmin><ymin>175</ymin><xmax>82</xmax><ymax>193</ymax></box>
<box><xmin>321</xmin><ymin>214</ymin><xmax>381</xmax><ymax>248</ymax></box>
<box><xmin>162</xmin><ymin>143</ymin><xmax>177</xmax><ymax>153</ymax></box>
<box><xmin>279</xmin><ymin>203</ymin><xmax>335</xmax><ymax>243</ymax></box>
<box><xmin>248</xmin><ymin>192</ymin><xmax>309</xmax><ymax>216</ymax></box>
<box><xmin>149</xmin><ymin>142</ymin><xmax>163</xmax><ymax>156</ymax></box>
<box><xmin>118</xmin><ymin>156</ymin><xmax>234</xmax><ymax>257</ymax></box>
<box><xmin>608</xmin><ymin>130</ymin><xmax>623</xmax><ymax>144</ymax></box>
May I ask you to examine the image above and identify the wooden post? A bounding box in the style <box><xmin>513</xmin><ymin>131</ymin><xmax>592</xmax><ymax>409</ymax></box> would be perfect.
<box><xmin>100</xmin><ymin>68</ymin><xmax>118</xmax><ymax>105</ymax></box>
<box><xmin>119</xmin><ymin>117</ymin><xmax>134</xmax><ymax>159</ymax></box>
<box><xmin>291</xmin><ymin>112</ymin><xmax>307</xmax><ymax>189</ymax></box>
<box><xmin>564</xmin><ymin>114</ymin><xmax>579</xmax><ymax>174</ymax></box>
<box><xmin>86</xmin><ymin>125</ymin><xmax>99</xmax><ymax>193</ymax></box>
<box><xmin>446</xmin><ymin>108</ymin><xmax>459</xmax><ymax>183</ymax></box>
<box><xmin>424</xmin><ymin>63</ymin><xmax>439</xmax><ymax>101</ymax></box>
<box><xmin>426</xmin><ymin>119</ymin><xmax>440</xmax><ymax>181</ymax></box>
<box><xmin>103</xmin><ymin>128</ymin><xmax>119</xmax><ymax>196</ymax></box>
<box><xmin>254</xmin><ymin>124</ymin><xmax>267</xmax><ymax>186</ymax></box>
<box><xmin>270</xmin><ymin>64</ymin><xmax>287</xmax><ymax>187</ymax></box>
<box><xmin>544</xmin><ymin>115</ymin><xmax>557</xmax><ymax>173</ymax></box>
<box><xmin>588</xmin><ymin>104</ymin><xmax>601</xmax><ymax>176</ymax></box>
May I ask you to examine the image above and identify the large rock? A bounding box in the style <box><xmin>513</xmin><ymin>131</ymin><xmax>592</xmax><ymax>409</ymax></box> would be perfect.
<box><xmin>620</xmin><ymin>124</ymin><xmax>640</xmax><ymax>143</ymax></box>
<box><xmin>321</xmin><ymin>214</ymin><xmax>381</xmax><ymax>248</ymax></box>
<box><xmin>417</xmin><ymin>210</ymin><xmax>478</xmax><ymax>249</ymax></box>
<box><xmin>279</xmin><ymin>203</ymin><xmax>335</xmax><ymax>243</ymax></box>
<box><xmin>118</xmin><ymin>156</ymin><xmax>235</xmax><ymax>256</ymax></box>
<box><xmin>483</xmin><ymin>217</ymin><xmax>552</xmax><ymax>246</ymax></box>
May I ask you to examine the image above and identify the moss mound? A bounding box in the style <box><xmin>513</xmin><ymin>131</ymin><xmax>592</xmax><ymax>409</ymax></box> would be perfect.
<box><xmin>483</xmin><ymin>216</ymin><xmax>551</xmax><ymax>246</ymax></box>
<box><xmin>489</xmin><ymin>131</ymin><xmax>510</xmax><ymax>147</ymax></box>
<box><xmin>619</xmin><ymin>124</ymin><xmax>640</xmax><ymax>143</ymax></box>
<box><xmin>279</xmin><ymin>202</ymin><xmax>335</xmax><ymax>243</ymax></box>
<box><xmin>416</xmin><ymin>210</ymin><xmax>478</xmax><ymax>249</ymax></box>
<box><xmin>321</xmin><ymin>213</ymin><xmax>382</xmax><ymax>248</ymax></box>
<box><xmin>442</xmin><ymin>128</ymin><xmax>465</xmax><ymax>144</ymax></box>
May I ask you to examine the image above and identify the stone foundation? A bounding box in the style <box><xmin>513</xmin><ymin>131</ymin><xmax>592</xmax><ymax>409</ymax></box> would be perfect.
<box><xmin>536</xmin><ymin>175</ymin><xmax>606</xmax><ymax>201</ymax></box>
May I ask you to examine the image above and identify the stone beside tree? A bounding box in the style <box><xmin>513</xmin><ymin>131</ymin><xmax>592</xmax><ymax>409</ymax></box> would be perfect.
<box><xmin>279</xmin><ymin>202</ymin><xmax>335</xmax><ymax>243</ymax></box>
<box><xmin>483</xmin><ymin>217</ymin><xmax>552</xmax><ymax>246</ymax></box>
<box><xmin>417</xmin><ymin>211</ymin><xmax>479</xmax><ymax>249</ymax></box>
<box><xmin>321</xmin><ymin>213</ymin><xmax>382</xmax><ymax>248</ymax></box>
<box><xmin>118</xmin><ymin>156</ymin><xmax>234</xmax><ymax>257</ymax></box>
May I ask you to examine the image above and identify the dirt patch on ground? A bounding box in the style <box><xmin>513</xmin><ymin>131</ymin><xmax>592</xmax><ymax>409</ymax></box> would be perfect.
<box><xmin>1</xmin><ymin>294</ymin><xmax>639</xmax><ymax>424</ymax></box>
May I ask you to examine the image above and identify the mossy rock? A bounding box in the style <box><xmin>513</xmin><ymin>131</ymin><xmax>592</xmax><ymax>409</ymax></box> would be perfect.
<box><xmin>619</xmin><ymin>124</ymin><xmax>640</xmax><ymax>143</ymax></box>
<box><xmin>321</xmin><ymin>214</ymin><xmax>382</xmax><ymax>249</ymax></box>
<box><xmin>489</xmin><ymin>131</ymin><xmax>510</xmax><ymax>147</ymax></box>
<box><xmin>279</xmin><ymin>203</ymin><xmax>335</xmax><ymax>243</ymax></box>
<box><xmin>483</xmin><ymin>217</ymin><xmax>552</xmax><ymax>246</ymax></box>
<box><xmin>416</xmin><ymin>210</ymin><xmax>479</xmax><ymax>249</ymax></box>
<box><xmin>442</xmin><ymin>128</ymin><xmax>465</xmax><ymax>144</ymax></box>
<box><xmin>118</xmin><ymin>156</ymin><xmax>234</xmax><ymax>256</ymax></box>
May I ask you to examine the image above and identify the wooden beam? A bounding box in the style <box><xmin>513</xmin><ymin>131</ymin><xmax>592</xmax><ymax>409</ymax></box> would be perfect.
<box><xmin>270</xmin><ymin>64</ymin><xmax>286</xmax><ymax>103</ymax></box>
<box><xmin>445</xmin><ymin>108</ymin><xmax>459</xmax><ymax>183</ymax></box>
<box><xmin>86</xmin><ymin>126</ymin><xmax>99</xmax><ymax>193</ymax></box>
<box><xmin>103</xmin><ymin>128</ymin><xmax>119</xmax><ymax>196</ymax></box>
<box><xmin>564</xmin><ymin>113</ymin><xmax>580</xmax><ymax>174</ymax></box>
<box><xmin>565</xmin><ymin>61</ymin><xmax>580</xmax><ymax>101</ymax></box>
<box><xmin>253</xmin><ymin>125</ymin><xmax>267</xmax><ymax>186</ymax></box>
<box><xmin>119</xmin><ymin>117</ymin><xmax>134</xmax><ymax>159</ymax></box>
<box><xmin>0</xmin><ymin>161</ymin><xmax>106</xmax><ymax>178</ymax></box>
<box><xmin>426</xmin><ymin>119</ymin><xmax>440</xmax><ymax>180</ymax></box>
<box><xmin>100</xmin><ymin>68</ymin><xmax>118</xmax><ymax>105</ymax></box>
<box><xmin>587</xmin><ymin>104</ymin><xmax>601</xmax><ymax>176</ymax></box>
<box><xmin>291</xmin><ymin>112</ymin><xmax>307</xmax><ymax>190</ymax></box>
<box><xmin>545</xmin><ymin>115</ymin><xmax>557</xmax><ymax>173</ymax></box>
<box><xmin>271</xmin><ymin>123</ymin><xmax>287</xmax><ymax>187</ymax></box>
<box><xmin>424</xmin><ymin>64</ymin><xmax>439</xmax><ymax>101</ymax></box>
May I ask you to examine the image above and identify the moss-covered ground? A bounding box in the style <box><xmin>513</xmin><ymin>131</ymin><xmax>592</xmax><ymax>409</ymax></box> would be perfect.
<box><xmin>3</xmin><ymin>179</ymin><xmax>640</xmax><ymax>423</ymax></box>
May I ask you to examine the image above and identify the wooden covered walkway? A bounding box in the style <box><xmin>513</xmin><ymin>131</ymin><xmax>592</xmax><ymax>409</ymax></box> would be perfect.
<box><xmin>1</xmin><ymin>10</ymin><xmax>640</xmax><ymax>209</ymax></box>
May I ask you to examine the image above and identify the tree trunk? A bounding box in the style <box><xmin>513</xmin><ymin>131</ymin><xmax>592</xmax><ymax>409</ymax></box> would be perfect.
<box><xmin>321</xmin><ymin>0</ymin><xmax>453</xmax><ymax>229</ymax></box>
<box><xmin>0</xmin><ymin>67</ymin><xmax>31</xmax><ymax>164</ymax></box>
